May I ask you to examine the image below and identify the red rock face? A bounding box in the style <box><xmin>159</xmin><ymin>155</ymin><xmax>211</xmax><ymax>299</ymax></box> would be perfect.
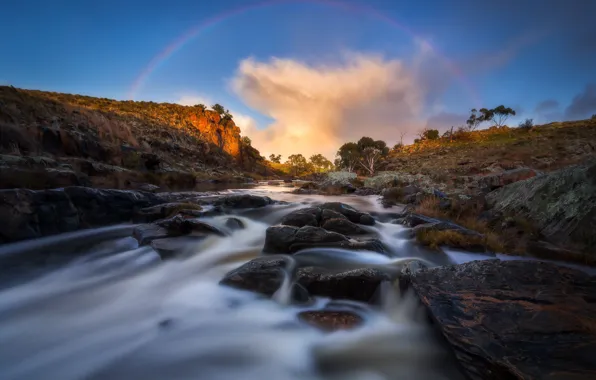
<box><xmin>189</xmin><ymin>111</ymin><xmax>241</xmax><ymax>158</ymax></box>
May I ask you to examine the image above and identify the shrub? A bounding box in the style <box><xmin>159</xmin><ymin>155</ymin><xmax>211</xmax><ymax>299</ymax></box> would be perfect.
<box><xmin>518</xmin><ymin>118</ymin><xmax>534</xmax><ymax>129</ymax></box>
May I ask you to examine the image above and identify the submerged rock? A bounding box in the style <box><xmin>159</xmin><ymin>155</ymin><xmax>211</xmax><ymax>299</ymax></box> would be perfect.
<box><xmin>411</xmin><ymin>260</ymin><xmax>596</xmax><ymax>380</ymax></box>
<box><xmin>220</xmin><ymin>256</ymin><xmax>393</xmax><ymax>303</ymax></box>
<box><xmin>298</xmin><ymin>310</ymin><xmax>363</xmax><ymax>331</ymax></box>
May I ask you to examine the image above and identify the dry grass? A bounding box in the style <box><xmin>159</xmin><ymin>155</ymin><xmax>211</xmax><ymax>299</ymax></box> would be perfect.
<box><xmin>414</xmin><ymin>196</ymin><xmax>444</xmax><ymax>219</ymax></box>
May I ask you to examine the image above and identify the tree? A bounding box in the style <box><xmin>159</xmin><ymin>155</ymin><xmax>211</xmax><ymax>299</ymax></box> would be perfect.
<box><xmin>335</xmin><ymin>142</ymin><xmax>360</xmax><ymax>172</ymax></box>
<box><xmin>417</xmin><ymin>128</ymin><xmax>439</xmax><ymax>141</ymax></box>
<box><xmin>269</xmin><ymin>154</ymin><xmax>282</xmax><ymax>163</ymax></box>
<box><xmin>241</xmin><ymin>136</ymin><xmax>252</xmax><ymax>146</ymax></box>
<box><xmin>286</xmin><ymin>154</ymin><xmax>308</xmax><ymax>176</ymax></box>
<box><xmin>309</xmin><ymin>153</ymin><xmax>333</xmax><ymax>173</ymax></box>
<box><xmin>466</xmin><ymin>109</ymin><xmax>483</xmax><ymax>131</ymax></box>
<box><xmin>478</xmin><ymin>108</ymin><xmax>494</xmax><ymax>125</ymax></box>
<box><xmin>491</xmin><ymin>105</ymin><xmax>516</xmax><ymax>127</ymax></box>
<box><xmin>356</xmin><ymin>137</ymin><xmax>388</xmax><ymax>175</ymax></box>
<box><xmin>211</xmin><ymin>103</ymin><xmax>225</xmax><ymax>115</ymax></box>
<box><xmin>518</xmin><ymin>118</ymin><xmax>533</xmax><ymax>129</ymax></box>
<box><xmin>194</xmin><ymin>104</ymin><xmax>206</xmax><ymax>112</ymax></box>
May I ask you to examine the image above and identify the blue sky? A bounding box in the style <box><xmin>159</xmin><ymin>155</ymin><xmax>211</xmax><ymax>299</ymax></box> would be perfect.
<box><xmin>2</xmin><ymin>0</ymin><xmax>595</xmax><ymax>155</ymax></box>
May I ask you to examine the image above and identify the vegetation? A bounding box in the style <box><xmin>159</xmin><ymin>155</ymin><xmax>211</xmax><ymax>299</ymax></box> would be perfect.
<box><xmin>335</xmin><ymin>137</ymin><xmax>389</xmax><ymax>175</ymax></box>
<box><xmin>269</xmin><ymin>154</ymin><xmax>282</xmax><ymax>163</ymax></box>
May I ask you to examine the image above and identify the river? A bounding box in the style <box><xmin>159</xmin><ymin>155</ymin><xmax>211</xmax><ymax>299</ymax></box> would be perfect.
<box><xmin>0</xmin><ymin>185</ymin><xmax>590</xmax><ymax>380</ymax></box>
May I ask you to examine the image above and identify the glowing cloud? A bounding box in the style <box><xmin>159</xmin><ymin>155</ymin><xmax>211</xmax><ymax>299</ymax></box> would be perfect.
<box><xmin>231</xmin><ymin>53</ymin><xmax>431</xmax><ymax>158</ymax></box>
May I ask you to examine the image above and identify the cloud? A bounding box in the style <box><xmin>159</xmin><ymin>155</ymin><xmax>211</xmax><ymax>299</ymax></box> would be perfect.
<box><xmin>231</xmin><ymin>53</ymin><xmax>434</xmax><ymax>158</ymax></box>
<box><xmin>564</xmin><ymin>83</ymin><xmax>596</xmax><ymax>120</ymax></box>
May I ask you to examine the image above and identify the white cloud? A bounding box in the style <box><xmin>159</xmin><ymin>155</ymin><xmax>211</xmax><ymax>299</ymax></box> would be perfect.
<box><xmin>231</xmin><ymin>52</ymin><xmax>433</xmax><ymax>158</ymax></box>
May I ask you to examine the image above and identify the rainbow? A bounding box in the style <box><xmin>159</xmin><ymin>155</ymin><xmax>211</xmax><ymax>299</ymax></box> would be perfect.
<box><xmin>128</xmin><ymin>0</ymin><xmax>481</xmax><ymax>107</ymax></box>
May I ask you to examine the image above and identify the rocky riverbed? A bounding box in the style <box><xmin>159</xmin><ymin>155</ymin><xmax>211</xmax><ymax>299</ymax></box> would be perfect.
<box><xmin>1</xmin><ymin>182</ymin><xmax>595</xmax><ymax>379</ymax></box>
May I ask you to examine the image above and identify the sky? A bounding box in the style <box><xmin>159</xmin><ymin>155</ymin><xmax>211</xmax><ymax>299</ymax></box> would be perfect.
<box><xmin>1</xmin><ymin>0</ymin><xmax>595</xmax><ymax>158</ymax></box>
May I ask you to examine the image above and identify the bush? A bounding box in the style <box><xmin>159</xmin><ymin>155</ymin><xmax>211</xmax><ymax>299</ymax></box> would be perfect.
<box><xmin>518</xmin><ymin>118</ymin><xmax>534</xmax><ymax>129</ymax></box>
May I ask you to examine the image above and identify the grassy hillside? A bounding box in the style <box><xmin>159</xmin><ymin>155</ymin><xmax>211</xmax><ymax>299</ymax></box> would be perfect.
<box><xmin>0</xmin><ymin>86</ymin><xmax>270</xmax><ymax>190</ymax></box>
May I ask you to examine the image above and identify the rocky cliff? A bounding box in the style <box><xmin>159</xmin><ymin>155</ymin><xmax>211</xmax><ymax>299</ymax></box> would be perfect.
<box><xmin>0</xmin><ymin>86</ymin><xmax>266</xmax><ymax>190</ymax></box>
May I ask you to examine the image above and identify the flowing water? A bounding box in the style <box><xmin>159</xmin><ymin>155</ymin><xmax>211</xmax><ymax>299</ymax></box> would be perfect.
<box><xmin>0</xmin><ymin>185</ymin><xmax>590</xmax><ymax>380</ymax></box>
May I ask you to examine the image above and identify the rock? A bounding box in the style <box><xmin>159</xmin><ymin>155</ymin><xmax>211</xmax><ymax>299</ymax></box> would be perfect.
<box><xmin>298</xmin><ymin>310</ymin><xmax>363</xmax><ymax>331</ymax></box>
<box><xmin>133</xmin><ymin>224</ymin><xmax>171</xmax><ymax>245</ymax></box>
<box><xmin>220</xmin><ymin>256</ymin><xmax>393</xmax><ymax>303</ymax></box>
<box><xmin>133</xmin><ymin>202</ymin><xmax>203</xmax><ymax>223</ymax></box>
<box><xmin>150</xmin><ymin>236</ymin><xmax>207</xmax><ymax>259</ymax></box>
<box><xmin>364</xmin><ymin>172</ymin><xmax>401</xmax><ymax>189</ymax></box>
<box><xmin>214</xmin><ymin>194</ymin><xmax>273</xmax><ymax>209</ymax></box>
<box><xmin>156</xmin><ymin>215</ymin><xmax>226</xmax><ymax>237</ymax></box>
<box><xmin>263</xmin><ymin>225</ymin><xmax>385</xmax><ymax>254</ymax></box>
<box><xmin>320</xmin><ymin>218</ymin><xmax>368</xmax><ymax>235</ymax></box>
<box><xmin>475</xmin><ymin>167</ymin><xmax>540</xmax><ymax>192</ymax></box>
<box><xmin>318</xmin><ymin>172</ymin><xmax>357</xmax><ymax>194</ymax></box>
<box><xmin>411</xmin><ymin>260</ymin><xmax>596</xmax><ymax>380</ymax></box>
<box><xmin>400</xmin><ymin>213</ymin><xmax>441</xmax><ymax>227</ymax></box>
<box><xmin>353</xmin><ymin>187</ymin><xmax>380</xmax><ymax>196</ymax></box>
<box><xmin>280</xmin><ymin>207</ymin><xmax>321</xmax><ymax>227</ymax></box>
<box><xmin>137</xmin><ymin>183</ymin><xmax>160</xmax><ymax>193</ymax></box>
<box><xmin>0</xmin><ymin>187</ymin><xmax>164</xmax><ymax>244</ymax></box>
<box><xmin>320</xmin><ymin>209</ymin><xmax>347</xmax><ymax>223</ymax></box>
<box><xmin>224</xmin><ymin>217</ymin><xmax>245</xmax><ymax>231</ymax></box>
<box><xmin>319</xmin><ymin>202</ymin><xmax>375</xmax><ymax>226</ymax></box>
<box><xmin>486</xmin><ymin>161</ymin><xmax>596</xmax><ymax>253</ymax></box>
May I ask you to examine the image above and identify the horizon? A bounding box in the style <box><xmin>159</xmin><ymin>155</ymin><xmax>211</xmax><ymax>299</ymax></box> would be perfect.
<box><xmin>2</xmin><ymin>0</ymin><xmax>595</xmax><ymax>158</ymax></box>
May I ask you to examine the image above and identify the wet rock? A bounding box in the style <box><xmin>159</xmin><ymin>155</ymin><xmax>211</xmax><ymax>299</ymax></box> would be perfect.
<box><xmin>320</xmin><ymin>202</ymin><xmax>375</xmax><ymax>226</ymax></box>
<box><xmin>133</xmin><ymin>224</ymin><xmax>171</xmax><ymax>245</ymax></box>
<box><xmin>133</xmin><ymin>202</ymin><xmax>203</xmax><ymax>223</ymax></box>
<box><xmin>400</xmin><ymin>213</ymin><xmax>441</xmax><ymax>227</ymax></box>
<box><xmin>411</xmin><ymin>260</ymin><xmax>596</xmax><ymax>380</ymax></box>
<box><xmin>156</xmin><ymin>215</ymin><xmax>226</xmax><ymax>237</ymax></box>
<box><xmin>298</xmin><ymin>310</ymin><xmax>363</xmax><ymax>331</ymax></box>
<box><xmin>220</xmin><ymin>256</ymin><xmax>393</xmax><ymax>303</ymax></box>
<box><xmin>280</xmin><ymin>207</ymin><xmax>321</xmax><ymax>227</ymax></box>
<box><xmin>214</xmin><ymin>194</ymin><xmax>273</xmax><ymax>209</ymax></box>
<box><xmin>320</xmin><ymin>209</ymin><xmax>347</xmax><ymax>223</ymax></box>
<box><xmin>320</xmin><ymin>218</ymin><xmax>368</xmax><ymax>235</ymax></box>
<box><xmin>0</xmin><ymin>186</ymin><xmax>164</xmax><ymax>244</ymax></box>
<box><xmin>151</xmin><ymin>236</ymin><xmax>207</xmax><ymax>259</ymax></box>
<box><xmin>137</xmin><ymin>183</ymin><xmax>160</xmax><ymax>193</ymax></box>
<box><xmin>263</xmin><ymin>225</ymin><xmax>385</xmax><ymax>254</ymax></box>
<box><xmin>486</xmin><ymin>160</ymin><xmax>596</xmax><ymax>254</ymax></box>
<box><xmin>353</xmin><ymin>187</ymin><xmax>380</xmax><ymax>196</ymax></box>
<box><xmin>475</xmin><ymin>167</ymin><xmax>540</xmax><ymax>192</ymax></box>
<box><xmin>317</xmin><ymin>172</ymin><xmax>358</xmax><ymax>195</ymax></box>
<box><xmin>224</xmin><ymin>217</ymin><xmax>245</xmax><ymax>231</ymax></box>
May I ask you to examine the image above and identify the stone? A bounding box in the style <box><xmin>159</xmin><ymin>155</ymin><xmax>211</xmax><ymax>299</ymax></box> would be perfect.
<box><xmin>156</xmin><ymin>215</ymin><xmax>226</xmax><ymax>237</ymax></box>
<box><xmin>298</xmin><ymin>310</ymin><xmax>363</xmax><ymax>331</ymax></box>
<box><xmin>280</xmin><ymin>207</ymin><xmax>321</xmax><ymax>227</ymax></box>
<box><xmin>475</xmin><ymin>167</ymin><xmax>540</xmax><ymax>192</ymax></box>
<box><xmin>133</xmin><ymin>224</ymin><xmax>171</xmax><ymax>246</ymax></box>
<box><xmin>133</xmin><ymin>202</ymin><xmax>203</xmax><ymax>223</ymax></box>
<box><xmin>320</xmin><ymin>209</ymin><xmax>347</xmax><ymax>223</ymax></box>
<box><xmin>319</xmin><ymin>202</ymin><xmax>375</xmax><ymax>226</ymax></box>
<box><xmin>150</xmin><ymin>236</ymin><xmax>207</xmax><ymax>259</ymax></box>
<box><xmin>411</xmin><ymin>260</ymin><xmax>596</xmax><ymax>380</ymax></box>
<box><xmin>224</xmin><ymin>217</ymin><xmax>245</xmax><ymax>231</ymax></box>
<box><xmin>220</xmin><ymin>256</ymin><xmax>393</xmax><ymax>303</ymax></box>
<box><xmin>486</xmin><ymin>160</ymin><xmax>596</xmax><ymax>254</ymax></box>
<box><xmin>320</xmin><ymin>218</ymin><xmax>369</xmax><ymax>235</ymax></box>
<box><xmin>263</xmin><ymin>225</ymin><xmax>385</xmax><ymax>255</ymax></box>
<box><xmin>214</xmin><ymin>194</ymin><xmax>273</xmax><ymax>209</ymax></box>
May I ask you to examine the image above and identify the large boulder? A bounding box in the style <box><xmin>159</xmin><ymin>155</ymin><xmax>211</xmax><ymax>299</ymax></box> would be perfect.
<box><xmin>280</xmin><ymin>207</ymin><xmax>321</xmax><ymax>227</ymax></box>
<box><xmin>220</xmin><ymin>256</ymin><xmax>393</xmax><ymax>303</ymax></box>
<box><xmin>213</xmin><ymin>194</ymin><xmax>273</xmax><ymax>209</ymax></box>
<box><xmin>486</xmin><ymin>161</ymin><xmax>596</xmax><ymax>253</ymax></box>
<box><xmin>411</xmin><ymin>260</ymin><xmax>596</xmax><ymax>380</ymax></box>
<box><xmin>317</xmin><ymin>171</ymin><xmax>357</xmax><ymax>194</ymax></box>
<box><xmin>319</xmin><ymin>202</ymin><xmax>375</xmax><ymax>225</ymax></box>
<box><xmin>263</xmin><ymin>225</ymin><xmax>385</xmax><ymax>254</ymax></box>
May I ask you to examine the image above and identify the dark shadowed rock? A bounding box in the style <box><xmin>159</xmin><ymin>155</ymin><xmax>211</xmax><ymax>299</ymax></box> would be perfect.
<box><xmin>476</xmin><ymin>167</ymin><xmax>540</xmax><ymax>192</ymax></box>
<box><xmin>320</xmin><ymin>218</ymin><xmax>369</xmax><ymax>235</ymax></box>
<box><xmin>411</xmin><ymin>260</ymin><xmax>596</xmax><ymax>380</ymax></box>
<box><xmin>263</xmin><ymin>225</ymin><xmax>385</xmax><ymax>254</ymax></box>
<box><xmin>214</xmin><ymin>194</ymin><xmax>273</xmax><ymax>209</ymax></box>
<box><xmin>400</xmin><ymin>213</ymin><xmax>442</xmax><ymax>227</ymax></box>
<box><xmin>156</xmin><ymin>215</ymin><xmax>226</xmax><ymax>236</ymax></box>
<box><xmin>320</xmin><ymin>202</ymin><xmax>375</xmax><ymax>226</ymax></box>
<box><xmin>150</xmin><ymin>236</ymin><xmax>207</xmax><ymax>259</ymax></box>
<box><xmin>220</xmin><ymin>256</ymin><xmax>393</xmax><ymax>303</ymax></box>
<box><xmin>280</xmin><ymin>207</ymin><xmax>321</xmax><ymax>227</ymax></box>
<box><xmin>224</xmin><ymin>217</ymin><xmax>245</xmax><ymax>231</ymax></box>
<box><xmin>320</xmin><ymin>209</ymin><xmax>347</xmax><ymax>223</ymax></box>
<box><xmin>133</xmin><ymin>224</ymin><xmax>171</xmax><ymax>246</ymax></box>
<box><xmin>132</xmin><ymin>202</ymin><xmax>203</xmax><ymax>223</ymax></box>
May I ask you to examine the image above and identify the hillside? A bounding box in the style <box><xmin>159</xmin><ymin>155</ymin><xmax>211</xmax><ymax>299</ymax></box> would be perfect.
<box><xmin>382</xmin><ymin>119</ymin><xmax>596</xmax><ymax>187</ymax></box>
<box><xmin>0</xmin><ymin>86</ymin><xmax>268</xmax><ymax>190</ymax></box>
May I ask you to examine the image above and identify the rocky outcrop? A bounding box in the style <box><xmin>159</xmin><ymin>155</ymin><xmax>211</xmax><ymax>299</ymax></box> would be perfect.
<box><xmin>279</xmin><ymin>204</ymin><xmax>372</xmax><ymax>234</ymax></box>
<box><xmin>0</xmin><ymin>186</ymin><xmax>164</xmax><ymax>243</ymax></box>
<box><xmin>263</xmin><ymin>225</ymin><xmax>385</xmax><ymax>254</ymax></box>
<box><xmin>220</xmin><ymin>256</ymin><xmax>393</xmax><ymax>303</ymax></box>
<box><xmin>486</xmin><ymin>160</ymin><xmax>596</xmax><ymax>253</ymax></box>
<box><xmin>411</xmin><ymin>260</ymin><xmax>596</xmax><ymax>380</ymax></box>
<box><xmin>473</xmin><ymin>167</ymin><xmax>540</xmax><ymax>192</ymax></box>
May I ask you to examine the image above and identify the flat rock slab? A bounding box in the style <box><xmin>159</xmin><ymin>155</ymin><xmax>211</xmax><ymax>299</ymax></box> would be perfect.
<box><xmin>298</xmin><ymin>310</ymin><xmax>363</xmax><ymax>331</ymax></box>
<box><xmin>411</xmin><ymin>260</ymin><xmax>596</xmax><ymax>380</ymax></box>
